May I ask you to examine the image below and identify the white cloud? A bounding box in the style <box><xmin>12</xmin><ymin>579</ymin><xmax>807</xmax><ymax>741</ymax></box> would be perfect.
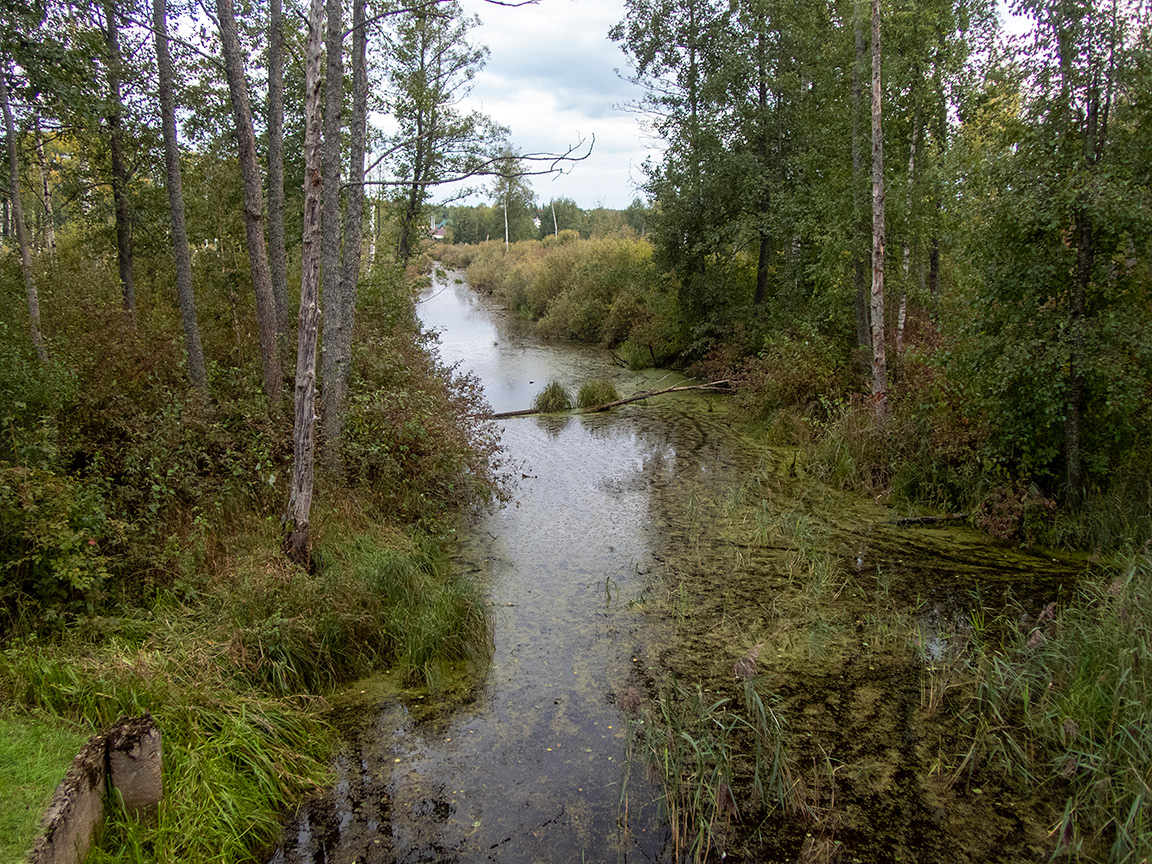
<box><xmin>449</xmin><ymin>0</ymin><xmax>658</xmax><ymax>209</ymax></box>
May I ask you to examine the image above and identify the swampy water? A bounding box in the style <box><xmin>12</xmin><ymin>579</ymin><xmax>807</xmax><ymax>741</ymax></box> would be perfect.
<box><xmin>269</xmin><ymin>271</ymin><xmax>1089</xmax><ymax>864</ymax></box>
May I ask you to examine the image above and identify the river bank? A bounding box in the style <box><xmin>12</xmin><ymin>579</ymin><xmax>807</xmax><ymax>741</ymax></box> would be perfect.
<box><xmin>267</xmin><ymin>270</ymin><xmax>1148</xmax><ymax>863</ymax></box>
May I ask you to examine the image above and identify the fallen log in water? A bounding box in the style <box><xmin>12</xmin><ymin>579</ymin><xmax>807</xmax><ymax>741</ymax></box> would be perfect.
<box><xmin>492</xmin><ymin>380</ymin><xmax>732</xmax><ymax>419</ymax></box>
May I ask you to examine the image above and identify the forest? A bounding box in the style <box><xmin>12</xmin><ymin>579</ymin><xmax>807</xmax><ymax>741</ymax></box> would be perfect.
<box><xmin>0</xmin><ymin>0</ymin><xmax>1150</xmax><ymax>859</ymax></box>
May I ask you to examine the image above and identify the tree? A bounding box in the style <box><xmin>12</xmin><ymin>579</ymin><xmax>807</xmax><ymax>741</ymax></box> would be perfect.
<box><xmin>153</xmin><ymin>0</ymin><xmax>207</xmax><ymax>389</ymax></box>
<box><xmin>267</xmin><ymin>0</ymin><xmax>291</xmax><ymax>366</ymax></box>
<box><xmin>285</xmin><ymin>0</ymin><xmax>324</xmax><ymax>566</ymax></box>
<box><xmin>216</xmin><ymin>0</ymin><xmax>283</xmax><ymax>404</ymax></box>
<box><xmin>870</xmin><ymin>0</ymin><xmax>888</xmax><ymax>421</ymax></box>
<box><xmin>1</xmin><ymin>63</ymin><xmax>47</xmax><ymax>364</ymax></box>
<box><xmin>103</xmin><ymin>0</ymin><xmax>136</xmax><ymax>326</ymax></box>
<box><xmin>489</xmin><ymin>149</ymin><xmax>536</xmax><ymax>246</ymax></box>
<box><xmin>960</xmin><ymin>0</ymin><xmax>1151</xmax><ymax>501</ymax></box>
<box><xmin>383</xmin><ymin>0</ymin><xmax>501</xmax><ymax>264</ymax></box>
<box><xmin>320</xmin><ymin>0</ymin><xmax>370</xmax><ymax>469</ymax></box>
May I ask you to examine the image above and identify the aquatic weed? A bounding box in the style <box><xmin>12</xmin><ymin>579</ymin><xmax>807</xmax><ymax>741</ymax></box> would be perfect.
<box><xmin>533</xmin><ymin>380</ymin><xmax>573</xmax><ymax>413</ymax></box>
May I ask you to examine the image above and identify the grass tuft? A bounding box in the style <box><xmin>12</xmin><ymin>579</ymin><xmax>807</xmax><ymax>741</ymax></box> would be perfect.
<box><xmin>533</xmin><ymin>380</ymin><xmax>573</xmax><ymax>413</ymax></box>
<box><xmin>576</xmin><ymin>379</ymin><xmax>620</xmax><ymax>408</ymax></box>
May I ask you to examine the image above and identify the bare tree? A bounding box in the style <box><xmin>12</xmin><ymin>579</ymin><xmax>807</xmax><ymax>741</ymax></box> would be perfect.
<box><xmin>216</xmin><ymin>0</ymin><xmax>282</xmax><ymax>403</ymax></box>
<box><xmin>153</xmin><ymin>0</ymin><xmax>207</xmax><ymax>389</ymax></box>
<box><xmin>1</xmin><ymin>66</ymin><xmax>48</xmax><ymax>364</ymax></box>
<box><xmin>285</xmin><ymin>0</ymin><xmax>325</xmax><ymax>567</ymax></box>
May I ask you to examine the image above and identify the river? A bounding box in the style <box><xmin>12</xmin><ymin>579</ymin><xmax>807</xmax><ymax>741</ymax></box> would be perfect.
<box><xmin>269</xmin><ymin>269</ymin><xmax>1087</xmax><ymax>864</ymax></box>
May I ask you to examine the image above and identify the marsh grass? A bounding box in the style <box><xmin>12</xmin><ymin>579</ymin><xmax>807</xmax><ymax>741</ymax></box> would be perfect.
<box><xmin>533</xmin><ymin>380</ymin><xmax>573</xmax><ymax>413</ymax></box>
<box><xmin>576</xmin><ymin>378</ymin><xmax>620</xmax><ymax>408</ymax></box>
<box><xmin>625</xmin><ymin>675</ymin><xmax>799</xmax><ymax>863</ymax></box>
<box><xmin>958</xmin><ymin>557</ymin><xmax>1152</xmax><ymax>861</ymax></box>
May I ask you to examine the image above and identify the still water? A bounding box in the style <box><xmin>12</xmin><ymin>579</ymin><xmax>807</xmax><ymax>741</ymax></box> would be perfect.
<box><xmin>269</xmin><ymin>271</ymin><xmax>738</xmax><ymax>862</ymax></box>
<box><xmin>270</xmin><ymin>271</ymin><xmax>1084</xmax><ymax>864</ymax></box>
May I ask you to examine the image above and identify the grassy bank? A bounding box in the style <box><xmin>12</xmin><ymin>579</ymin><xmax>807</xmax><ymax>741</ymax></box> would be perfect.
<box><xmin>1</xmin><ymin>254</ymin><xmax>500</xmax><ymax>862</ymax></box>
<box><xmin>437</xmin><ymin>235</ymin><xmax>686</xmax><ymax>368</ymax></box>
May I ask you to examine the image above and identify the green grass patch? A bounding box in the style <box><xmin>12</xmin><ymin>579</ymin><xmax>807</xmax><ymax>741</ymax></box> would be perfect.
<box><xmin>576</xmin><ymin>379</ymin><xmax>620</xmax><ymax>409</ymax></box>
<box><xmin>533</xmin><ymin>380</ymin><xmax>573</xmax><ymax>413</ymax></box>
<box><xmin>0</xmin><ymin>495</ymin><xmax>491</xmax><ymax>864</ymax></box>
<box><xmin>0</xmin><ymin>711</ymin><xmax>91</xmax><ymax>863</ymax></box>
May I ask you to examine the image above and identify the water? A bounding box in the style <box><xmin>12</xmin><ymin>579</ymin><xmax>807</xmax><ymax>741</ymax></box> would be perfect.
<box><xmin>270</xmin><ymin>272</ymin><xmax>1088</xmax><ymax>864</ymax></box>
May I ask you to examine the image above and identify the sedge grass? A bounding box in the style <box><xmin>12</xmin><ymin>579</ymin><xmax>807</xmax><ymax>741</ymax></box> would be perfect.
<box><xmin>576</xmin><ymin>379</ymin><xmax>620</xmax><ymax>409</ymax></box>
<box><xmin>533</xmin><ymin>380</ymin><xmax>573</xmax><ymax>413</ymax></box>
<box><xmin>961</xmin><ymin>556</ymin><xmax>1152</xmax><ymax>861</ymax></box>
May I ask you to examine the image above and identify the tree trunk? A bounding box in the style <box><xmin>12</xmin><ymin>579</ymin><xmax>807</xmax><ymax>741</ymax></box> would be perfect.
<box><xmin>870</xmin><ymin>0</ymin><xmax>887</xmax><ymax>421</ymax></box>
<box><xmin>104</xmin><ymin>0</ymin><xmax>136</xmax><ymax>326</ymax></box>
<box><xmin>753</xmin><ymin>28</ymin><xmax>771</xmax><ymax>307</ymax></box>
<box><xmin>323</xmin><ymin>0</ymin><xmax>368</xmax><ymax>470</ymax></box>
<box><xmin>285</xmin><ymin>0</ymin><xmax>325</xmax><ymax>568</ymax></box>
<box><xmin>154</xmin><ymin>0</ymin><xmax>207</xmax><ymax>390</ymax></box>
<box><xmin>267</xmin><ymin>0</ymin><xmax>291</xmax><ymax>368</ymax></box>
<box><xmin>34</xmin><ymin>117</ymin><xmax>55</xmax><ymax>255</ymax></box>
<box><xmin>319</xmin><ymin>0</ymin><xmax>346</xmax><ymax>453</ymax></box>
<box><xmin>216</xmin><ymin>0</ymin><xmax>282</xmax><ymax>403</ymax></box>
<box><xmin>852</xmin><ymin>14</ymin><xmax>870</xmax><ymax>357</ymax></box>
<box><xmin>1</xmin><ymin>68</ymin><xmax>48</xmax><ymax>364</ymax></box>
<box><xmin>896</xmin><ymin>112</ymin><xmax>918</xmax><ymax>361</ymax></box>
<box><xmin>1065</xmin><ymin>213</ymin><xmax>1090</xmax><ymax>500</ymax></box>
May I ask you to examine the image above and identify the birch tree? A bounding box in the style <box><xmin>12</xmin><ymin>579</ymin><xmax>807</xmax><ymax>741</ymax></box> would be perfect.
<box><xmin>869</xmin><ymin>0</ymin><xmax>888</xmax><ymax>421</ymax></box>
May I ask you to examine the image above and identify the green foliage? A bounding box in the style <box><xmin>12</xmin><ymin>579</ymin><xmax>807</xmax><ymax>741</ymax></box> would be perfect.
<box><xmin>0</xmin><ymin>464</ymin><xmax>115</xmax><ymax>627</ymax></box>
<box><xmin>576</xmin><ymin>379</ymin><xmax>620</xmax><ymax>408</ymax></box>
<box><xmin>344</xmin><ymin>265</ymin><xmax>507</xmax><ymax>522</ymax></box>
<box><xmin>533</xmin><ymin>380</ymin><xmax>572</xmax><ymax>413</ymax></box>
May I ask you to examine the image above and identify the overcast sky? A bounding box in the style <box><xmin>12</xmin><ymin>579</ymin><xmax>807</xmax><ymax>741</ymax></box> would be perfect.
<box><xmin>446</xmin><ymin>0</ymin><xmax>1031</xmax><ymax>212</ymax></box>
<box><xmin>451</xmin><ymin>0</ymin><xmax>656</xmax><ymax>210</ymax></box>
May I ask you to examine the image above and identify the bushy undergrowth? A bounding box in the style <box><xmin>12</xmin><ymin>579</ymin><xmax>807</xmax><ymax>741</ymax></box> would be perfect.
<box><xmin>2</xmin><ymin>237</ymin><xmax>501</xmax><ymax>862</ymax></box>
<box><xmin>440</xmin><ymin>235</ymin><xmax>686</xmax><ymax>366</ymax></box>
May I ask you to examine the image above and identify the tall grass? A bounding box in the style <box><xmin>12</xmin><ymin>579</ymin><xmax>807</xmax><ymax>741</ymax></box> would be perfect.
<box><xmin>0</xmin><ymin>506</ymin><xmax>491</xmax><ymax>863</ymax></box>
<box><xmin>626</xmin><ymin>673</ymin><xmax>799</xmax><ymax>863</ymax></box>
<box><xmin>961</xmin><ymin>556</ymin><xmax>1152</xmax><ymax>862</ymax></box>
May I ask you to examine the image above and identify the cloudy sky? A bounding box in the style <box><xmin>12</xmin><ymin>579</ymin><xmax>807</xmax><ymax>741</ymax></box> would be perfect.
<box><xmin>452</xmin><ymin>0</ymin><xmax>657</xmax><ymax>210</ymax></box>
<box><xmin>446</xmin><ymin>0</ymin><xmax>1030</xmax><ymax>211</ymax></box>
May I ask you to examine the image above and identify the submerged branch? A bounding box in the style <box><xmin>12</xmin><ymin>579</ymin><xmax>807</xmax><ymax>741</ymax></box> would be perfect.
<box><xmin>492</xmin><ymin>380</ymin><xmax>731</xmax><ymax>419</ymax></box>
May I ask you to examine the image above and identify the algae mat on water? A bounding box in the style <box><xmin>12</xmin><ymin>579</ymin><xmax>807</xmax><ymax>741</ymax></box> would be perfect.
<box><xmin>612</xmin><ymin>410</ymin><xmax>1095</xmax><ymax>863</ymax></box>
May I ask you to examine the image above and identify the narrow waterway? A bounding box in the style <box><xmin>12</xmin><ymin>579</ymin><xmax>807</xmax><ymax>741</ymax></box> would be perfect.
<box><xmin>270</xmin><ymin>270</ymin><xmax>1087</xmax><ymax>864</ymax></box>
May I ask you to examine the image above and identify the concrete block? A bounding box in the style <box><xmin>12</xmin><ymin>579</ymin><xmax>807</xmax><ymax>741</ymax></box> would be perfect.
<box><xmin>107</xmin><ymin>713</ymin><xmax>164</xmax><ymax>822</ymax></box>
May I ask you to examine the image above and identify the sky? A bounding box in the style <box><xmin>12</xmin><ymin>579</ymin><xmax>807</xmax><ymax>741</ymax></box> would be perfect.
<box><xmin>451</xmin><ymin>0</ymin><xmax>657</xmax><ymax>210</ymax></box>
<box><xmin>446</xmin><ymin>0</ymin><xmax>1032</xmax><ymax>212</ymax></box>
